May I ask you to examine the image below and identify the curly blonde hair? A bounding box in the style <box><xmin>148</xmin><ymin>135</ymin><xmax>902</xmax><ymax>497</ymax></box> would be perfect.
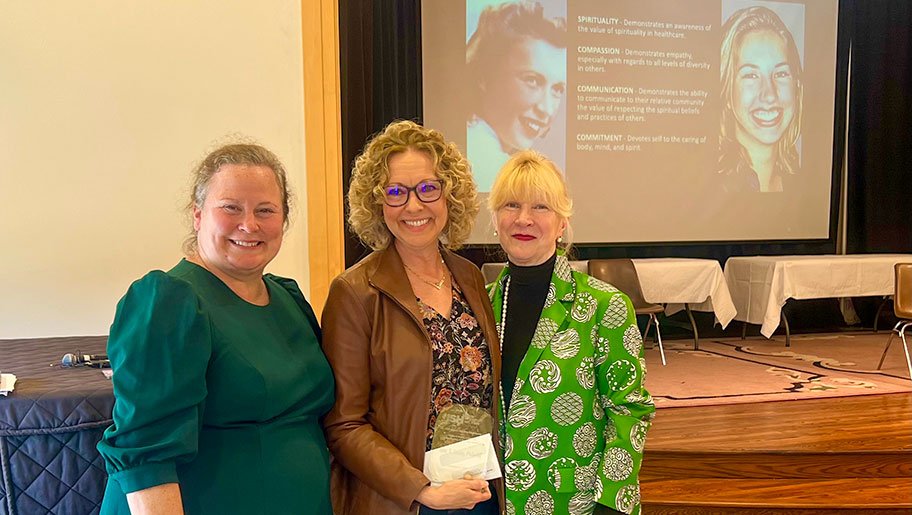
<box><xmin>348</xmin><ymin>120</ymin><xmax>480</xmax><ymax>250</ymax></box>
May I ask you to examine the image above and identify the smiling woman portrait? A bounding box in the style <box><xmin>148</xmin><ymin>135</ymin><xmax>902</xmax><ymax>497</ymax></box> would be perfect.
<box><xmin>466</xmin><ymin>0</ymin><xmax>567</xmax><ymax>191</ymax></box>
<box><xmin>718</xmin><ymin>5</ymin><xmax>804</xmax><ymax>192</ymax></box>
<box><xmin>321</xmin><ymin>120</ymin><xmax>503</xmax><ymax>514</ymax></box>
<box><xmin>97</xmin><ymin>143</ymin><xmax>334</xmax><ymax>515</ymax></box>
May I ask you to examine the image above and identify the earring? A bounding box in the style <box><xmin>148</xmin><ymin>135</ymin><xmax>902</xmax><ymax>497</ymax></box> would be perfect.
<box><xmin>493</xmin><ymin>230</ymin><xmax>498</xmax><ymax>236</ymax></box>
<box><xmin>557</xmin><ymin>236</ymin><xmax>563</xmax><ymax>243</ymax></box>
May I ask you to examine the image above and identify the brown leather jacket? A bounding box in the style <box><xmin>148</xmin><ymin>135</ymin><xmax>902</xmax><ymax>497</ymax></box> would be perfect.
<box><xmin>321</xmin><ymin>246</ymin><xmax>504</xmax><ymax>514</ymax></box>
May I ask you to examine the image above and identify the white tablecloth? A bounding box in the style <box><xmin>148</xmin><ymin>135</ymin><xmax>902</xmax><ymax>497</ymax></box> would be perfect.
<box><xmin>724</xmin><ymin>254</ymin><xmax>912</xmax><ymax>337</ymax></box>
<box><xmin>632</xmin><ymin>258</ymin><xmax>737</xmax><ymax>328</ymax></box>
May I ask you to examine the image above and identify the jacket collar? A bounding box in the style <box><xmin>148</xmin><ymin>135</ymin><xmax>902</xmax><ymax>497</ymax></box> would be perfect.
<box><xmin>368</xmin><ymin>245</ymin><xmax>423</xmax><ymax>324</ymax></box>
<box><xmin>367</xmin><ymin>244</ymin><xmax>487</xmax><ymax>328</ymax></box>
<box><xmin>550</xmin><ymin>252</ymin><xmax>576</xmax><ymax>303</ymax></box>
<box><xmin>490</xmin><ymin>251</ymin><xmax>576</xmax><ymax>311</ymax></box>
<box><xmin>443</xmin><ymin>252</ymin><xmax>494</xmax><ymax>337</ymax></box>
<box><xmin>491</xmin><ymin>252</ymin><xmax>577</xmax><ymax>411</ymax></box>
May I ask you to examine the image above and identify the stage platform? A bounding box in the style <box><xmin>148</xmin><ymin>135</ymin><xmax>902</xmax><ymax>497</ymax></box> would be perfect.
<box><xmin>641</xmin><ymin>392</ymin><xmax>912</xmax><ymax>513</ymax></box>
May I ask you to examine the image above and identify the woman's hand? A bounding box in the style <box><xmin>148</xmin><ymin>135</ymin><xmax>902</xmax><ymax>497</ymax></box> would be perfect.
<box><xmin>416</xmin><ymin>475</ymin><xmax>491</xmax><ymax>510</ymax></box>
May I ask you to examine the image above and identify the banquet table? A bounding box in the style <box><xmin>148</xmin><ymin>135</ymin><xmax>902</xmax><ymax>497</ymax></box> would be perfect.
<box><xmin>631</xmin><ymin>258</ymin><xmax>738</xmax><ymax>349</ymax></box>
<box><xmin>632</xmin><ymin>258</ymin><xmax>737</xmax><ymax>328</ymax></box>
<box><xmin>723</xmin><ymin>254</ymin><xmax>912</xmax><ymax>342</ymax></box>
<box><xmin>0</xmin><ymin>336</ymin><xmax>111</xmax><ymax>515</ymax></box>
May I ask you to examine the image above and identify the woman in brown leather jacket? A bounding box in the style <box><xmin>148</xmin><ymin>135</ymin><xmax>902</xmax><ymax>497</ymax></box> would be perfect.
<box><xmin>321</xmin><ymin>120</ymin><xmax>504</xmax><ymax>514</ymax></box>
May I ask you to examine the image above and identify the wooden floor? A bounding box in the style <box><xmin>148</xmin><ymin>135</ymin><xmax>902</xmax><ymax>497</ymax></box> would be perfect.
<box><xmin>641</xmin><ymin>392</ymin><xmax>912</xmax><ymax>513</ymax></box>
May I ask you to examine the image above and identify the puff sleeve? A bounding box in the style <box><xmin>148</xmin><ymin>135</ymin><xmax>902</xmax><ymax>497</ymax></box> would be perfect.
<box><xmin>266</xmin><ymin>273</ymin><xmax>322</xmax><ymax>342</ymax></box>
<box><xmin>96</xmin><ymin>271</ymin><xmax>212</xmax><ymax>494</ymax></box>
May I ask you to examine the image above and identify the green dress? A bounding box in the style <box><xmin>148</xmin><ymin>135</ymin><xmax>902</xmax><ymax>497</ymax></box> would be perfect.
<box><xmin>97</xmin><ymin>260</ymin><xmax>334</xmax><ymax>515</ymax></box>
<box><xmin>488</xmin><ymin>254</ymin><xmax>656</xmax><ymax>515</ymax></box>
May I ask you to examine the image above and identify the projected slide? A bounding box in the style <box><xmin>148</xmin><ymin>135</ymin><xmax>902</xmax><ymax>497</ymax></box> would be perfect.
<box><xmin>422</xmin><ymin>0</ymin><xmax>839</xmax><ymax>244</ymax></box>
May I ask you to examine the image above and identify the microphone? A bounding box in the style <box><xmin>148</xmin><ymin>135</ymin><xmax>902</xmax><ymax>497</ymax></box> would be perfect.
<box><xmin>60</xmin><ymin>351</ymin><xmax>111</xmax><ymax>368</ymax></box>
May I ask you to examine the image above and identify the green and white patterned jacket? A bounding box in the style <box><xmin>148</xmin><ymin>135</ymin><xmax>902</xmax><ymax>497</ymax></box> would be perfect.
<box><xmin>488</xmin><ymin>254</ymin><xmax>656</xmax><ymax>515</ymax></box>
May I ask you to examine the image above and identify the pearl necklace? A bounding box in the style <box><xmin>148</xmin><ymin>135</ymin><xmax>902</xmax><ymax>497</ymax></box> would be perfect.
<box><xmin>497</xmin><ymin>275</ymin><xmax>511</xmax><ymax>450</ymax></box>
<box><xmin>498</xmin><ymin>275</ymin><xmax>511</xmax><ymax>350</ymax></box>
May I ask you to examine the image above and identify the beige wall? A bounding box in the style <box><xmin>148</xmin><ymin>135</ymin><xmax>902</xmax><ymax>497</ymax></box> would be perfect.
<box><xmin>0</xmin><ymin>1</ymin><xmax>310</xmax><ymax>338</ymax></box>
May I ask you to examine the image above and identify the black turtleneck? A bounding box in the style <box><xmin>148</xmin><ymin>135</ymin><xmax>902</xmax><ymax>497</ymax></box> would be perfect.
<box><xmin>501</xmin><ymin>253</ymin><xmax>556</xmax><ymax>408</ymax></box>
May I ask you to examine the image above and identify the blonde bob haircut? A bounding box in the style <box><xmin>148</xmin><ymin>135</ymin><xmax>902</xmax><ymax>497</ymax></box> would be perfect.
<box><xmin>488</xmin><ymin>149</ymin><xmax>573</xmax><ymax>250</ymax></box>
<box><xmin>348</xmin><ymin>120</ymin><xmax>480</xmax><ymax>251</ymax></box>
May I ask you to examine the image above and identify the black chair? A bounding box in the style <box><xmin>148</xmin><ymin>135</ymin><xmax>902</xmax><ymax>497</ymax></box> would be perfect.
<box><xmin>480</xmin><ymin>261</ymin><xmax>589</xmax><ymax>284</ymax></box>
<box><xmin>872</xmin><ymin>295</ymin><xmax>894</xmax><ymax>333</ymax></box>
<box><xmin>588</xmin><ymin>259</ymin><xmax>666</xmax><ymax>365</ymax></box>
<box><xmin>877</xmin><ymin>263</ymin><xmax>912</xmax><ymax>382</ymax></box>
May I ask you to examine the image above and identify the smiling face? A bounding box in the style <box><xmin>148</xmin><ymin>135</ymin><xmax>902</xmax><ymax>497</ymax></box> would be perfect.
<box><xmin>478</xmin><ymin>37</ymin><xmax>567</xmax><ymax>152</ymax></box>
<box><xmin>382</xmin><ymin>149</ymin><xmax>448</xmax><ymax>256</ymax></box>
<box><xmin>193</xmin><ymin>164</ymin><xmax>284</xmax><ymax>281</ymax></box>
<box><xmin>732</xmin><ymin>30</ymin><xmax>797</xmax><ymax>148</ymax></box>
<box><xmin>495</xmin><ymin>197</ymin><xmax>566</xmax><ymax>267</ymax></box>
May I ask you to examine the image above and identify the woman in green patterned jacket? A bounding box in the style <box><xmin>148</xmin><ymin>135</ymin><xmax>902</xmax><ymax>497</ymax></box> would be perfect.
<box><xmin>487</xmin><ymin>150</ymin><xmax>655</xmax><ymax>515</ymax></box>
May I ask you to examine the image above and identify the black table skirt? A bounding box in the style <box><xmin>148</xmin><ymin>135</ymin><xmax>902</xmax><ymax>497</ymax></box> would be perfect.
<box><xmin>1</xmin><ymin>336</ymin><xmax>112</xmax><ymax>515</ymax></box>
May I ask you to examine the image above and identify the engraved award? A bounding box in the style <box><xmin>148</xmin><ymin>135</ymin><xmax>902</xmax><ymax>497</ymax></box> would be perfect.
<box><xmin>431</xmin><ymin>404</ymin><xmax>494</xmax><ymax>450</ymax></box>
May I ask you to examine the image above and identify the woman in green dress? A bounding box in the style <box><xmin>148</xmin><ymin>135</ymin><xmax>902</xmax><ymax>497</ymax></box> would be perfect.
<box><xmin>96</xmin><ymin>144</ymin><xmax>334</xmax><ymax>515</ymax></box>
<box><xmin>487</xmin><ymin>150</ymin><xmax>655</xmax><ymax>515</ymax></box>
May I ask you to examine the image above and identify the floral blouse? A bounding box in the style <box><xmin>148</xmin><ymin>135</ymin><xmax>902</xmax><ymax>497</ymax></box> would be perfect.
<box><xmin>418</xmin><ymin>280</ymin><xmax>494</xmax><ymax>451</ymax></box>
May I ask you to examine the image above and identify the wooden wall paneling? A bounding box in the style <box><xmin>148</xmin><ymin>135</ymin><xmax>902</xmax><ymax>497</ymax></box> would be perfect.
<box><xmin>302</xmin><ymin>0</ymin><xmax>344</xmax><ymax>315</ymax></box>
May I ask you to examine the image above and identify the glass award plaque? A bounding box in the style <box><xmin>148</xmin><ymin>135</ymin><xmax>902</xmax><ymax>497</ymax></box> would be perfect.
<box><xmin>431</xmin><ymin>404</ymin><xmax>493</xmax><ymax>450</ymax></box>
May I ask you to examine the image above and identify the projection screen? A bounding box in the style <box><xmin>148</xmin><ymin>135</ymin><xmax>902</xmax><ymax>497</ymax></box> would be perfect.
<box><xmin>422</xmin><ymin>0</ymin><xmax>840</xmax><ymax>244</ymax></box>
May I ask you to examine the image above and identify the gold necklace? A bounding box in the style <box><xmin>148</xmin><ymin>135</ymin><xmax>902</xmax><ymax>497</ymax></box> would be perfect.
<box><xmin>403</xmin><ymin>258</ymin><xmax>447</xmax><ymax>290</ymax></box>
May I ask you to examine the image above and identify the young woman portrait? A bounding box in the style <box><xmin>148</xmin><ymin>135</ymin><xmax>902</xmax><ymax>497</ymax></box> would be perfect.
<box><xmin>718</xmin><ymin>4</ymin><xmax>804</xmax><ymax>193</ymax></box>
